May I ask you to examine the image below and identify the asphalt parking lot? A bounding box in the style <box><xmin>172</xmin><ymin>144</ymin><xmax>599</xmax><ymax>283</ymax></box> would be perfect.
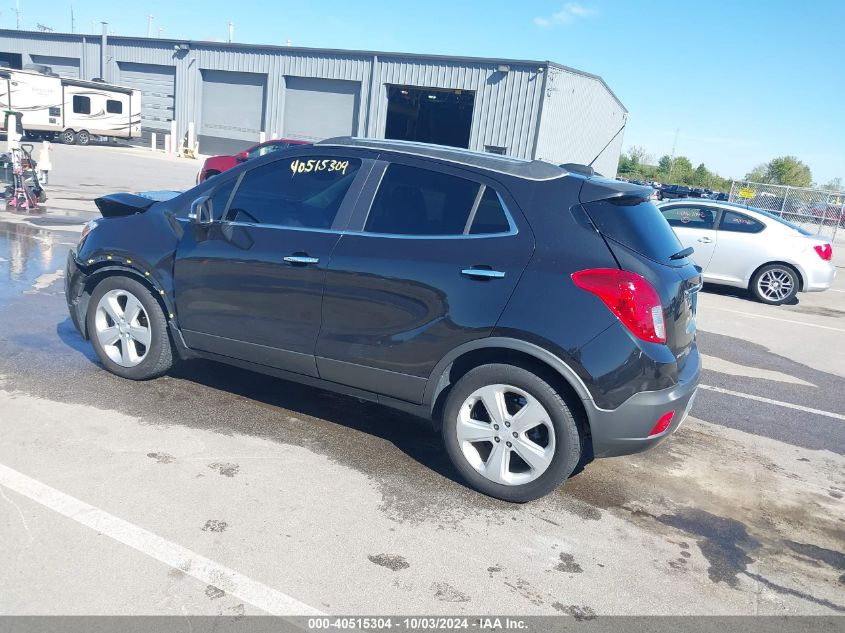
<box><xmin>0</xmin><ymin>144</ymin><xmax>843</xmax><ymax>617</ymax></box>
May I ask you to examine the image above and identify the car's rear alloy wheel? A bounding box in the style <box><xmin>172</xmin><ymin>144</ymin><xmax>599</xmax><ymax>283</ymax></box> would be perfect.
<box><xmin>86</xmin><ymin>276</ymin><xmax>174</xmax><ymax>380</ymax></box>
<box><xmin>751</xmin><ymin>264</ymin><xmax>798</xmax><ymax>305</ymax></box>
<box><xmin>456</xmin><ymin>384</ymin><xmax>556</xmax><ymax>486</ymax></box>
<box><xmin>442</xmin><ymin>364</ymin><xmax>582</xmax><ymax>502</ymax></box>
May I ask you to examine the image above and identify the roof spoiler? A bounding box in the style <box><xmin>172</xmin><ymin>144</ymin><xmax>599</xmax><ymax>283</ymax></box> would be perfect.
<box><xmin>579</xmin><ymin>176</ymin><xmax>654</xmax><ymax>204</ymax></box>
<box><xmin>561</xmin><ymin>163</ymin><xmax>595</xmax><ymax>177</ymax></box>
<box><xmin>95</xmin><ymin>192</ymin><xmax>157</xmax><ymax>218</ymax></box>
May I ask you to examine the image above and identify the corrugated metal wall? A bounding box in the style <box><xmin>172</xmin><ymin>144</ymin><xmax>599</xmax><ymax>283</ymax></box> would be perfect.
<box><xmin>369</xmin><ymin>57</ymin><xmax>544</xmax><ymax>159</ymax></box>
<box><xmin>0</xmin><ymin>30</ymin><xmax>625</xmax><ymax>168</ymax></box>
<box><xmin>533</xmin><ymin>65</ymin><xmax>627</xmax><ymax>177</ymax></box>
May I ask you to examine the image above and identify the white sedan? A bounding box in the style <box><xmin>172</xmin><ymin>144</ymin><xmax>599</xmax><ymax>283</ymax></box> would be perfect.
<box><xmin>656</xmin><ymin>199</ymin><xmax>835</xmax><ymax>305</ymax></box>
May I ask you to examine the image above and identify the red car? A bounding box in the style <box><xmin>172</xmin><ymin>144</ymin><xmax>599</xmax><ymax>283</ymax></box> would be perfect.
<box><xmin>196</xmin><ymin>138</ymin><xmax>310</xmax><ymax>183</ymax></box>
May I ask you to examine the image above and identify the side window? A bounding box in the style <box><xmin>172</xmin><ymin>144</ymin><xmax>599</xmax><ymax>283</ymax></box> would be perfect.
<box><xmin>468</xmin><ymin>187</ymin><xmax>512</xmax><ymax>235</ymax></box>
<box><xmin>720</xmin><ymin>211</ymin><xmax>764</xmax><ymax>233</ymax></box>
<box><xmin>365</xmin><ymin>164</ymin><xmax>480</xmax><ymax>236</ymax></box>
<box><xmin>72</xmin><ymin>95</ymin><xmax>90</xmax><ymax>114</ymax></box>
<box><xmin>106</xmin><ymin>99</ymin><xmax>123</xmax><ymax>114</ymax></box>
<box><xmin>225</xmin><ymin>156</ymin><xmax>361</xmax><ymax>229</ymax></box>
<box><xmin>209</xmin><ymin>177</ymin><xmax>236</xmax><ymax>220</ymax></box>
<box><xmin>661</xmin><ymin>206</ymin><xmax>717</xmax><ymax>229</ymax></box>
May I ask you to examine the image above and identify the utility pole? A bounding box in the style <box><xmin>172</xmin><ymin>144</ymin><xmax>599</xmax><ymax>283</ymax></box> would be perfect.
<box><xmin>228</xmin><ymin>21</ymin><xmax>234</xmax><ymax>43</ymax></box>
<box><xmin>70</xmin><ymin>4</ymin><xmax>75</xmax><ymax>33</ymax></box>
<box><xmin>158</xmin><ymin>26</ymin><xmax>163</xmax><ymax>38</ymax></box>
<box><xmin>668</xmin><ymin>127</ymin><xmax>679</xmax><ymax>181</ymax></box>
<box><xmin>147</xmin><ymin>14</ymin><xmax>153</xmax><ymax>38</ymax></box>
<box><xmin>91</xmin><ymin>19</ymin><xmax>95</xmax><ymax>33</ymax></box>
<box><xmin>14</xmin><ymin>0</ymin><xmax>20</xmax><ymax>29</ymax></box>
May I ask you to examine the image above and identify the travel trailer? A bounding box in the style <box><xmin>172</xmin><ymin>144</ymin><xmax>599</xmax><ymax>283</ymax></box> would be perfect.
<box><xmin>0</xmin><ymin>67</ymin><xmax>141</xmax><ymax>144</ymax></box>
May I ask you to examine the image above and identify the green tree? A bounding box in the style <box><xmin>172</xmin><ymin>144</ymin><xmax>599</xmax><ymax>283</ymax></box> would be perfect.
<box><xmin>823</xmin><ymin>177</ymin><xmax>843</xmax><ymax>192</ymax></box>
<box><xmin>693</xmin><ymin>163</ymin><xmax>711</xmax><ymax>187</ymax></box>
<box><xmin>745</xmin><ymin>156</ymin><xmax>812</xmax><ymax>187</ymax></box>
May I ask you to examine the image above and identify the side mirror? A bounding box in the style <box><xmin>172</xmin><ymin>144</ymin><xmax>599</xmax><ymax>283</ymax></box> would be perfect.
<box><xmin>236</xmin><ymin>151</ymin><xmax>249</xmax><ymax>162</ymax></box>
<box><xmin>188</xmin><ymin>195</ymin><xmax>213</xmax><ymax>224</ymax></box>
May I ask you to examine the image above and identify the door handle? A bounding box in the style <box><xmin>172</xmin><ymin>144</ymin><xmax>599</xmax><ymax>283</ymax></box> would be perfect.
<box><xmin>283</xmin><ymin>255</ymin><xmax>319</xmax><ymax>265</ymax></box>
<box><xmin>697</xmin><ymin>237</ymin><xmax>713</xmax><ymax>244</ymax></box>
<box><xmin>461</xmin><ymin>268</ymin><xmax>505</xmax><ymax>279</ymax></box>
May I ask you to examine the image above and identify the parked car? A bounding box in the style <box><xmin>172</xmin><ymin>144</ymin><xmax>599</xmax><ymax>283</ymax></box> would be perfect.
<box><xmin>658</xmin><ymin>184</ymin><xmax>692</xmax><ymax>200</ymax></box>
<box><xmin>67</xmin><ymin>139</ymin><xmax>701</xmax><ymax>502</ymax></box>
<box><xmin>657</xmin><ymin>199</ymin><xmax>835</xmax><ymax>304</ymax></box>
<box><xmin>803</xmin><ymin>201</ymin><xmax>845</xmax><ymax>227</ymax></box>
<box><xmin>196</xmin><ymin>138</ymin><xmax>310</xmax><ymax>183</ymax></box>
<box><xmin>710</xmin><ymin>192</ymin><xmax>729</xmax><ymax>201</ymax></box>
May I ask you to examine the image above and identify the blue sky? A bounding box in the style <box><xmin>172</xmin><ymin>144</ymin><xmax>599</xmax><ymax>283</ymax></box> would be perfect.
<box><xmin>15</xmin><ymin>0</ymin><xmax>845</xmax><ymax>183</ymax></box>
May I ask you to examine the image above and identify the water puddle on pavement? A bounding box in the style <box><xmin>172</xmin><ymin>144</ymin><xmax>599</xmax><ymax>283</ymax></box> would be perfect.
<box><xmin>0</xmin><ymin>220</ymin><xmax>74</xmax><ymax>307</ymax></box>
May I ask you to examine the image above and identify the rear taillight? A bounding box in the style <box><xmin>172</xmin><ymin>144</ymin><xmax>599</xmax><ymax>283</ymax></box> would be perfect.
<box><xmin>572</xmin><ymin>268</ymin><xmax>666</xmax><ymax>344</ymax></box>
<box><xmin>814</xmin><ymin>243</ymin><xmax>832</xmax><ymax>261</ymax></box>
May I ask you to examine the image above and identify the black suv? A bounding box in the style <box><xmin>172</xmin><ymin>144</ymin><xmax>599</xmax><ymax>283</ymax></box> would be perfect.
<box><xmin>66</xmin><ymin>138</ymin><xmax>701</xmax><ymax>502</ymax></box>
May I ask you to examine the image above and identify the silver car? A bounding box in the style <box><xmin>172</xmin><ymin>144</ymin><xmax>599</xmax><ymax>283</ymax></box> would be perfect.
<box><xmin>656</xmin><ymin>199</ymin><xmax>835</xmax><ymax>305</ymax></box>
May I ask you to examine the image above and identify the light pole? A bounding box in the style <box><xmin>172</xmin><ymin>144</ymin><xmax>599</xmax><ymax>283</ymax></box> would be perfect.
<box><xmin>147</xmin><ymin>14</ymin><xmax>153</xmax><ymax>38</ymax></box>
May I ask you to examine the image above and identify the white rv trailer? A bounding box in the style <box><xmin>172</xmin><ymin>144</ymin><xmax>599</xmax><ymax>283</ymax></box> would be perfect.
<box><xmin>0</xmin><ymin>67</ymin><xmax>141</xmax><ymax>145</ymax></box>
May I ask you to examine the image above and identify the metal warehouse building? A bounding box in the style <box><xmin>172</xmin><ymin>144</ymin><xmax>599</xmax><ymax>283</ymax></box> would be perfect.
<box><xmin>0</xmin><ymin>29</ymin><xmax>627</xmax><ymax>176</ymax></box>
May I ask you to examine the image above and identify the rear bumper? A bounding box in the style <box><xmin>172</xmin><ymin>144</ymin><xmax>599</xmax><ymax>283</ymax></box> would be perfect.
<box><xmin>586</xmin><ymin>345</ymin><xmax>701</xmax><ymax>458</ymax></box>
<box><xmin>803</xmin><ymin>260</ymin><xmax>836</xmax><ymax>292</ymax></box>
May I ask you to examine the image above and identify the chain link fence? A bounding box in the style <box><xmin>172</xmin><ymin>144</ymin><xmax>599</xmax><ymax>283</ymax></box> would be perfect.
<box><xmin>728</xmin><ymin>181</ymin><xmax>844</xmax><ymax>241</ymax></box>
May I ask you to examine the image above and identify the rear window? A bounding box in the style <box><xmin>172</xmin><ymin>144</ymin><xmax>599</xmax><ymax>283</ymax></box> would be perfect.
<box><xmin>584</xmin><ymin>197</ymin><xmax>684</xmax><ymax>264</ymax></box>
<box><xmin>720</xmin><ymin>211</ymin><xmax>764</xmax><ymax>233</ymax></box>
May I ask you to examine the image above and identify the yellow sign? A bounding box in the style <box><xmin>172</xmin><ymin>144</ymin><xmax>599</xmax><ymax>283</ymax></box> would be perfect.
<box><xmin>738</xmin><ymin>187</ymin><xmax>755</xmax><ymax>199</ymax></box>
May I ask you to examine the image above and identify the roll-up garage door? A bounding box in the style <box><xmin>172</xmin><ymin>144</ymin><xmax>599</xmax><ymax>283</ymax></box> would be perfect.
<box><xmin>117</xmin><ymin>62</ymin><xmax>176</xmax><ymax>134</ymax></box>
<box><xmin>283</xmin><ymin>77</ymin><xmax>360</xmax><ymax>141</ymax></box>
<box><xmin>199</xmin><ymin>70</ymin><xmax>266</xmax><ymax>155</ymax></box>
<box><xmin>30</xmin><ymin>55</ymin><xmax>79</xmax><ymax>78</ymax></box>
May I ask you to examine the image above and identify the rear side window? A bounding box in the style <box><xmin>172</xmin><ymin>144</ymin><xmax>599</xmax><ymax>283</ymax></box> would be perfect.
<box><xmin>661</xmin><ymin>206</ymin><xmax>717</xmax><ymax>229</ymax></box>
<box><xmin>720</xmin><ymin>211</ymin><xmax>764</xmax><ymax>233</ymax></box>
<box><xmin>72</xmin><ymin>95</ymin><xmax>90</xmax><ymax>114</ymax></box>
<box><xmin>106</xmin><ymin>99</ymin><xmax>123</xmax><ymax>114</ymax></box>
<box><xmin>585</xmin><ymin>198</ymin><xmax>684</xmax><ymax>264</ymax></box>
<box><xmin>225</xmin><ymin>156</ymin><xmax>361</xmax><ymax>229</ymax></box>
<box><xmin>468</xmin><ymin>187</ymin><xmax>512</xmax><ymax>235</ymax></box>
<box><xmin>365</xmin><ymin>164</ymin><xmax>480</xmax><ymax>236</ymax></box>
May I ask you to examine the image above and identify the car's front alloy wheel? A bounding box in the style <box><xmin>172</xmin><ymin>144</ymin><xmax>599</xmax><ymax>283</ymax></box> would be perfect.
<box><xmin>86</xmin><ymin>276</ymin><xmax>174</xmax><ymax>380</ymax></box>
<box><xmin>94</xmin><ymin>289</ymin><xmax>152</xmax><ymax>368</ymax></box>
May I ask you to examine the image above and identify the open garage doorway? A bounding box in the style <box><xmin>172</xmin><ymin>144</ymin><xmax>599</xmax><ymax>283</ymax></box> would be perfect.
<box><xmin>385</xmin><ymin>85</ymin><xmax>474</xmax><ymax>148</ymax></box>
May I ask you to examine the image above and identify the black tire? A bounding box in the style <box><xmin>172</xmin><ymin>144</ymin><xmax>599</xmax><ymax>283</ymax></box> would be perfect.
<box><xmin>86</xmin><ymin>276</ymin><xmax>174</xmax><ymax>380</ymax></box>
<box><xmin>60</xmin><ymin>129</ymin><xmax>76</xmax><ymax>145</ymax></box>
<box><xmin>76</xmin><ymin>130</ymin><xmax>91</xmax><ymax>146</ymax></box>
<box><xmin>441</xmin><ymin>364</ymin><xmax>582</xmax><ymax>503</ymax></box>
<box><xmin>750</xmin><ymin>263</ymin><xmax>799</xmax><ymax>305</ymax></box>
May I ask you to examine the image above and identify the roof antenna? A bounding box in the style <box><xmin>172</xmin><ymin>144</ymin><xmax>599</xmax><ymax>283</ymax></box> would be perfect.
<box><xmin>587</xmin><ymin>121</ymin><xmax>627</xmax><ymax>168</ymax></box>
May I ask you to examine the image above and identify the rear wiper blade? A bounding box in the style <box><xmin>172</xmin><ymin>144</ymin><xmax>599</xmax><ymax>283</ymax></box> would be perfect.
<box><xmin>669</xmin><ymin>246</ymin><xmax>695</xmax><ymax>260</ymax></box>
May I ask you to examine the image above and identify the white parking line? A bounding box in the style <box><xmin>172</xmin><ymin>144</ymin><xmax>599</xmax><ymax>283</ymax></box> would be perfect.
<box><xmin>706</xmin><ymin>306</ymin><xmax>845</xmax><ymax>333</ymax></box>
<box><xmin>700</xmin><ymin>385</ymin><xmax>845</xmax><ymax>421</ymax></box>
<box><xmin>0</xmin><ymin>462</ymin><xmax>323</xmax><ymax>616</ymax></box>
